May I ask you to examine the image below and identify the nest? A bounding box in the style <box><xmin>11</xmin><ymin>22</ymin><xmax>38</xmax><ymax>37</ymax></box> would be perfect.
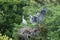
<box><xmin>17</xmin><ymin>24</ymin><xmax>48</xmax><ymax>40</ymax></box>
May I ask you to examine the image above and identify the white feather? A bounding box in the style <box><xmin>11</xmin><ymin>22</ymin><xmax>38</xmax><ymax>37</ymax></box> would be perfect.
<box><xmin>22</xmin><ymin>16</ymin><xmax>27</xmax><ymax>26</ymax></box>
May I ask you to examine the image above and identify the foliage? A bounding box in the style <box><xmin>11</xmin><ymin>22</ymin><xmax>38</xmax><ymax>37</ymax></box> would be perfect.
<box><xmin>44</xmin><ymin>5</ymin><xmax>60</xmax><ymax>40</ymax></box>
<box><xmin>0</xmin><ymin>0</ymin><xmax>60</xmax><ymax>40</ymax></box>
<box><xmin>0</xmin><ymin>33</ymin><xmax>12</xmax><ymax>40</ymax></box>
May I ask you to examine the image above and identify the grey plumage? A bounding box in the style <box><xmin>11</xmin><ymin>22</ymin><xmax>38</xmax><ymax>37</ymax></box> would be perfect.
<box><xmin>29</xmin><ymin>15</ymin><xmax>36</xmax><ymax>25</ymax></box>
<box><xmin>36</xmin><ymin>6</ymin><xmax>46</xmax><ymax>21</ymax></box>
<box><xmin>29</xmin><ymin>6</ymin><xmax>46</xmax><ymax>25</ymax></box>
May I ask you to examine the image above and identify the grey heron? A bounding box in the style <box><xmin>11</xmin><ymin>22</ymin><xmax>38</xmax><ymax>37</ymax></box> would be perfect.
<box><xmin>22</xmin><ymin>16</ymin><xmax>27</xmax><ymax>26</ymax></box>
<box><xmin>29</xmin><ymin>15</ymin><xmax>37</xmax><ymax>25</ymax></box>
<box><xmin>29</xmin><ymin>6</ymin><xmax>46</xmax><ymax>25</ymax></box>
<box><xmin>36</xmin><ymin>6</ymin><xmax>46</xmax><ymax>21</ymax></box>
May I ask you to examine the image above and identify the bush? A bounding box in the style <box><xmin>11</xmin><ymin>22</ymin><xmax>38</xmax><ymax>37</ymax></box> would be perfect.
<box><xmin>0</xmin><ymin>33</ymin><xmax>12</xmax><ymax>40</ymax></box>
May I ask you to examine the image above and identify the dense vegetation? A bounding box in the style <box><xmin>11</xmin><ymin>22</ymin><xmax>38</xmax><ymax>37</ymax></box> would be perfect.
<box><xmin>0</xmin><ymin>0</ymin><xmax>60</xmax><ymax>40</ymax></box>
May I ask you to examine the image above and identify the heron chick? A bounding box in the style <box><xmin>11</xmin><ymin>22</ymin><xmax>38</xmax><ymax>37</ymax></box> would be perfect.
<box><xmin>22</xmin><ymin>16</ymin><xmax>27</xmax><ymax>26</ymax></box>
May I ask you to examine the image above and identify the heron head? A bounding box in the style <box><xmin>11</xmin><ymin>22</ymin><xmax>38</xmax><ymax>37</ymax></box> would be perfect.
<box><xmin>29</xmin><ymin>15</ymin><xmax>33</xmax><ymax>18</ymax></box>
<box><xmin>22</xmin><ymin>15</ymin><xmax>24</xmax><ymax>19</ymax></box>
